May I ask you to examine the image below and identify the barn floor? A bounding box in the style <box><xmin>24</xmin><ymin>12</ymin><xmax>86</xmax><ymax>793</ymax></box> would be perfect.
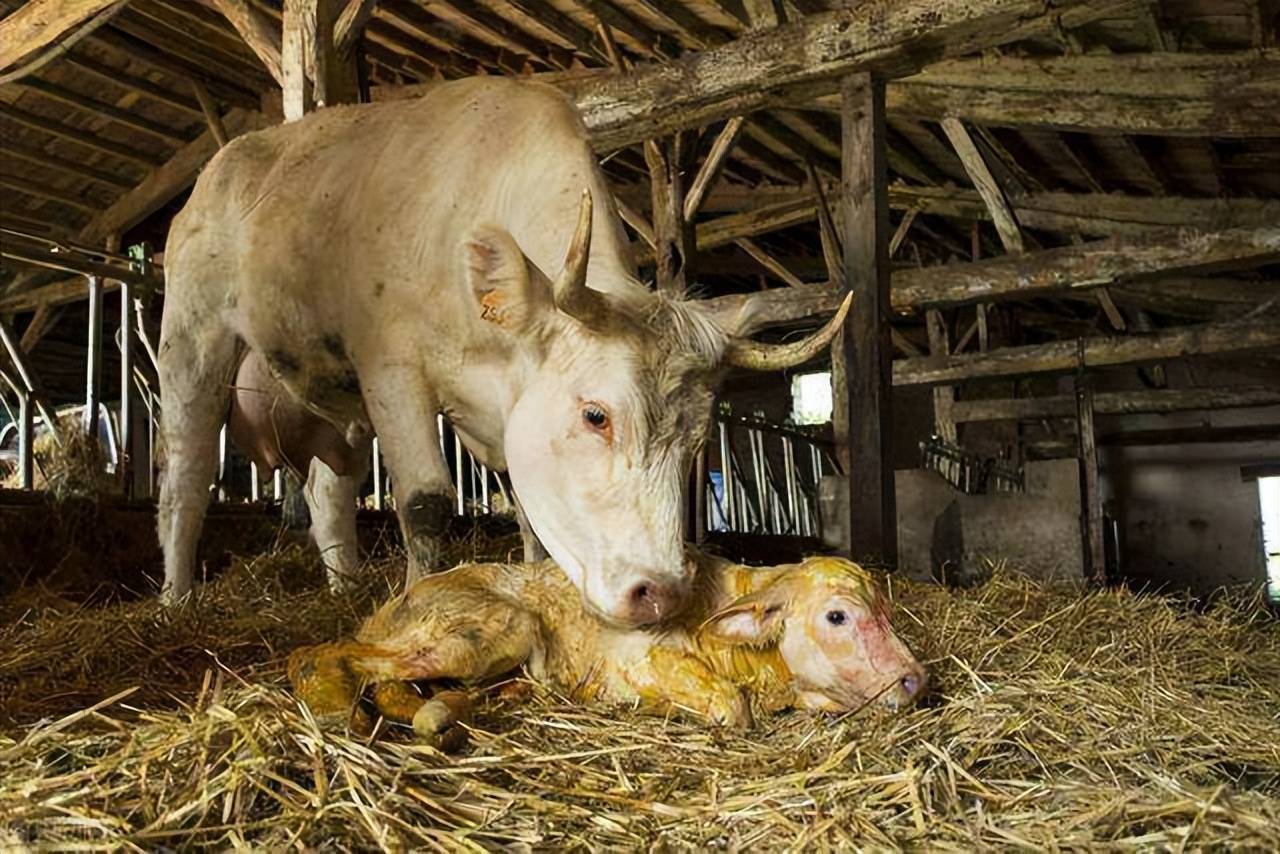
<box><xmin>1</xmin><ymin>535</ymin><xmax>1277</xmax><ymax>850</ymax></box>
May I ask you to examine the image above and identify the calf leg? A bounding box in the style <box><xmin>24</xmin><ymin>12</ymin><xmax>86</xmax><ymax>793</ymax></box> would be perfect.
<box><xmin>305</xmin><ymin>451</ymin><xmax>368</xmax><ymax>591</ymax></box>
<box><xmin>156</xmin><ymin>320</ymin><xmax>239</xmax><ymax>603</ymax></box>
<box><xmin>359</xmin><ymin>368</ymin><xmax>453</xmax><ymax>586</ymax></box>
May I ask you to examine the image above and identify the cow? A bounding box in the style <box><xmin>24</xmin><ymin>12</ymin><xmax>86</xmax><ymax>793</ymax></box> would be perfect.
<box><xmin>287</xmin><ymin>550</ymin><xmax>928</xmax><ymax>739</ymax></box>
<box><xmin>226</xmin><ymin>350</ymin><xmax>368</xmax><ymax>583</ymax></box>
<box><xmin>158</xmin><ymin>77</ymin><xmax>849</xmax><ymax>625</ymax></box>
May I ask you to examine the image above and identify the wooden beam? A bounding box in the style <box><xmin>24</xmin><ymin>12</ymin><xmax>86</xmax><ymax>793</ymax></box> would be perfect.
<box><xmin>561</xmin><ymin>0</ymin><xmax>1126</xmax><ymax>151</ymax></box>
<box><xmin>12</xmin><ymin>78</ymin><xmax>194</xmax><ymax>146</ymax></box>
<box><xmin>190</xmin><ymin>79</ymin><xmax>230</xmax><ymax>147</ymax></box>
<box><xmin>891</xmin><ymin>226</ymin><xmax>1280</xmax><ymax>310</ymax></box>
<box><xmin>684</xmin><ymin>116</ymin><xmax>745</xmax><ymax>221</ymax></box>
<box><xmin>0</xmin><ymin>0</ymin><xmax>121</xmax><ymax>71</ymax></box>
<box><xmin>1075</xmin><ymin>377</ymin><xmax>1105</xmax><ymax>584</ymax></box>
<box><xmin>940</xmin><ymin>117</ymin><xmax>1023</xmax><ymax>254</ymax></box>
<box><xmin>633</xmin><ymin>186</ymin><xmax>1280</xmax><ymax>265</ymax></box>
<box><xmin>0</xmin><ymin>141</ymin><xmax>133</xmax><ymax>190</ymax></box>
<box><xmin>893</xmin><ymin>315</ymin><xmax>1280</xmax><ymax>387</ymax></box>
<box><xmin>952</xmin><ymin>385</ymin><xmax>1280</xmax><ymax>422</ymax></box>
<box><xmin>888</xmin><ymin>50</ymin><xmax>1280</xmax><ymax>137</ymax></box>
<box><xmin>0</xmin><ymin>103</ymin><xmax>160</xmax><ymax>170</ymax></box>
<box><xmin>701</xmin><ymin>225</ymin><xmax>1280</xmax><ymax>329</ymax></box>
<box><xmin>0</xmin><ymin>175</ymin><xmax>101</xmax><ymax>213</ymax></box>
<box><xmin>334</xmin><ymin>0</ymin><xmax>379</xmax><ymax>57</ymax></box>
<box><xmin>19</xmin><ymin>303</ymin><xmax>64</xmax><ymax>352</ymax></box>
<box><xmin>1099</xmin><ymin>424</ymin><xmax>1280</xmax><ymax>446</ymax></box>
<box><xmin>77</xmin><ymin>108</ymin><xmax>269</xmax><ymax>245</ymax></box>
<box><xmin>207</xmin><ymin>0</ymin><xmax>285</xmax><ymax>85</ymax></box>
<box><xmin>283</xmin><ymin>0</ymin><xmax>358</xmax><ymax>121</ymax></box>
<box><xmin>926</xmin><ymin>308</ymin><xmax>956</xmax><ymax>441</ymax></box>
<box><xmin>838</xmin><ymin>72</ymin><xmax>895</xmax><ymax>569</ymax></box>
<box><xmin>0</xmin><ymin>276</ymin><xmax>110</xmax><ymax>314</ymax></box>
<box><xmin>734</xmin><ymin>238</ymin><xmax>805</xmax><ymax>288</ymax></box>
<box><xmin>644</xmin><ymin>133</ymin><xmax>697</xmax><ymax>294</ymax></box>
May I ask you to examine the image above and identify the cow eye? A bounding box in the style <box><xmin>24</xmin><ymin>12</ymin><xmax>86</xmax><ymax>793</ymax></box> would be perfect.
<box><xmin>826</xmin><ymin>609</ymin><xmax>847</xmax><ymax>626</ymax></box>
<box><xmin>582</xmin><ymin>403</ymin><xmax>609</xmax><ymax>433</ymax></box>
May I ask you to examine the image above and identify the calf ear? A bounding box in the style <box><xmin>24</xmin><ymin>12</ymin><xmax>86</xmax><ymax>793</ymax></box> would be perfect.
<box><xmin>462</xmin><ymin>226</ymin><xmax>552</xmax><ymax>331</ymax></box>
<box><xmin>701</xmin><ymin>587</ymin><xmax>788</xmax><ymax>647</ymax></box>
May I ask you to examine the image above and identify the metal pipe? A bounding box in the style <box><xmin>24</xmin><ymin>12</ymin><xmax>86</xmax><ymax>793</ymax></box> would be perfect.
<box><xmin>480</xmin><ymin>463</ymin><xmax>490</xmax><ymax>514</ymax></box>
<box><xmin>217</xmin><ymin>424</ymin><xmax>227</xmax><ymax>502</ymax></box>
<box><xmin>273</xmin><ymin>468</ymin><xmax>283</xmax><ymax>502</ymax></box>
<box><xmin>250</xmin><ymin>462</ymin><xmax>261</xmax><ymax>501</ymax></box>
<box><xmin>750</xmin><ymin>429</ymin><xmax>767</xmax><ymax>534</ymax></box>
<box><xmin>717</xmin><ymin>421</ymin><xmax>735</xmax><ymax>532</ymax></box>
<box><xmin>119</xmin><ymin>279</ymin><xmax>134</xmax><ymax>495</ymax></box>
<box><xmin>372</xmin><ymin>436</ymin><xmax>384</xmax><ymax>510</ymax></box>
<box><xmin>84</xmin><ymin>275</ymin><xmax>103</xmax><ymax>437</ymax></box>
<box><xmin>454</xmin><ymin>432</ymin><xmax>464</xmax><ymax>516</ymax></box>
<box><xmin>17</xmin><ymin>390</ymin><xmax>33</xmax><ymax>489</ymax></box>
<box><xmin>783</xmin><ymin>436</ymin><xmax>798</xmax><ymax>536</ymax></box>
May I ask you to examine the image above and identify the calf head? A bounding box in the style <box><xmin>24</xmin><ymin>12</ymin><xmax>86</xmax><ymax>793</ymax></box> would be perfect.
<box><xmin>463</xmin><ymin>190</ymin><xmax>852</xmax><ymax>628</ymax></box>
<box><xmin>703</xmin><ymin>556</ymin><xmax>927</xmax><ymax>712</ymax></box>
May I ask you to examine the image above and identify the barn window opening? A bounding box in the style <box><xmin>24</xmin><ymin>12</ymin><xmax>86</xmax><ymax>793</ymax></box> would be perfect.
<box><xmin>790</xmin><ymin>371</ymin><xmax>832</xmax><ymax>426</ymax></box>
<box><xmin>1259</xmin><ymin>475</ymin><xmax>1280</xmax><ymax>604</ymax></box>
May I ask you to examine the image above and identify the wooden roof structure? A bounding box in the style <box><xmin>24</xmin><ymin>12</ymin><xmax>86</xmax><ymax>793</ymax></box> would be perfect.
<box><xmin>0</xmin><ymin>0</ymin><xmax>1278</xmax><ymax>389</ymax></box>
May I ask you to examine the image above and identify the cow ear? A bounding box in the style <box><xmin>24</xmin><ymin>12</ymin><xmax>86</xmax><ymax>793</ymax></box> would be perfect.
<box><xmin>462</xmin><ymin>225</ymin><xmax>552</xmax><ymax>331</ymax></box>
<box><xmin>701</xmin><ymin>586</ymin><xmax>788</xmax><ymax>647</ymax></box>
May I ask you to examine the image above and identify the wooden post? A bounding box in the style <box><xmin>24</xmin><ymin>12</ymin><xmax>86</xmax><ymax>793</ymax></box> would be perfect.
<box><xmin>645</xmin><ymin>132</ymin><xmax>698</xmax><ymax>295</ymax></box>
<box><xmin>839</xmin><ymin>72</ymin><xmax>896</xmax><ymax>569</ymax></box>
<box><xmin>283</xmin><ymin>0</ymin><xmax>358</xmax><ymax>122</ymax></box>
<box><xmin>1075</xmin><ymin>374</ymin><xmax>1106</xmax><ymax>584</ymax></box>
<box><xmin>925</xmin><ymin>309</ymin><xmax>956</xmax><ymax>442</ymax></box>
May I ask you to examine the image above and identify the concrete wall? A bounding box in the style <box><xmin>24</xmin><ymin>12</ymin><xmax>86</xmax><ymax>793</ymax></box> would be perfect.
<box><xmin>822</xmin><ymin>460</ymin><xmax>1084</xmax><ymax>584</ymax></box>
<box><xmin>1103</xmin><ymin>442</ymin><xmax>1272</xmax><ymax>593</ymax></box>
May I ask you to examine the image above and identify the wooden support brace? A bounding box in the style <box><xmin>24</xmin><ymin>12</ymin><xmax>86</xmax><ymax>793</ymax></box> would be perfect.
<box><xmin>684</xmin><ymin>116</ymin><xmax>745</xmax><ymax>221</ymax></box>
<box><xmin>190</xmin><ymin>79</ymin><xmax>230</xmax><ymax>148</ymax></box>
<box><xmin>1075</xmin><ymin>375</ymin><xmax>1106</xmax><ymax>584</ymax></box>
<box><xmin>837</xmin><ymin>71</ymin><xmax>895</xmax><ymax>569</ymax></box>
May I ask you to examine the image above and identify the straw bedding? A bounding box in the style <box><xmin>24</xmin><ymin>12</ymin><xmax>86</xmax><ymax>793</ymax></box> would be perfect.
<box><xmin>1</xmin><ymin>538</ymin><xmax>1277</xmax><ymax>850</ymax></box>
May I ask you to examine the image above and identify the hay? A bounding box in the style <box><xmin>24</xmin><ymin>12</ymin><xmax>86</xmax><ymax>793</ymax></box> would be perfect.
<box><xmin>2</xmin><ymin>548</ymin><xmax>1278</xmax><ymax>850</ymax></box>
<box><xmin>1</xmin><ymin>416</ymin><xmax>114</xmax><ymax>498</ymax></box>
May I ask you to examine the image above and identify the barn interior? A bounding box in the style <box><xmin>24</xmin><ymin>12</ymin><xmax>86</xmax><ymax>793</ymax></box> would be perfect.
<box><xmin>1</xmin><ymin>0</ymin><xmax>1278</xmax><ymax>848</ymax></box>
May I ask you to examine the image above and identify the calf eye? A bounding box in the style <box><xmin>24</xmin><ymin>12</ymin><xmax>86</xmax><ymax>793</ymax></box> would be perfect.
<box><xmin>826</xmin><ymin>609</ymin><xmax>847</xmax><ymax>626</ymax></box>
<box><xmin>582</xmin><ymin>403</ymin><xmax>610</xmax><ymax>433</ymax></box>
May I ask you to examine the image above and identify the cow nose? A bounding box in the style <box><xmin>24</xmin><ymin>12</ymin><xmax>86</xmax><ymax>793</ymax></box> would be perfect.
<box><xmin>620</xmin><ymin>578</ymin><xmax>682</xmax><ymax>626</ymax></box>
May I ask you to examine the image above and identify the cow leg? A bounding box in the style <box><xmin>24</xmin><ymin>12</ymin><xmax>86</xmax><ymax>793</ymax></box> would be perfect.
<box><xmin>305</xmin><ymin>454</ymin><xmax>367</xmax><ymax>591</ymax></box>
<box><xmin>359</xmin><ymin>369</ymin><xmax>453</xmax><ymax>585</ymax></box>
<box><xmin>514</xmin><ymin>497</ymin><xmax>549</xmax><ymax>563</ymax></box>
<box><xmin>156</xmin><ymin>322</ymin><xmax>239</xmax><ymax>603</ymax></box>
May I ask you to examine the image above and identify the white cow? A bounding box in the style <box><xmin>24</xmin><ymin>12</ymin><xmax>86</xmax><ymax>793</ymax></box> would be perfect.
<box><xmin>158</xmin><ymin>78</ymin><xmax>848</xmax><ymax>626</ymax></box>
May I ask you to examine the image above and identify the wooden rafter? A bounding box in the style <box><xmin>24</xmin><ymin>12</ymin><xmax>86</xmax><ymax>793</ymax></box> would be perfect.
<box><xmin>894</xmin><ymin>315</ymin><xmax>1280</xmax><ymax>387</ymax></box>
<box><xmin>0</xmin><ymin>0</ymin><xmax>121</xmax><ymax>71</ymax></box>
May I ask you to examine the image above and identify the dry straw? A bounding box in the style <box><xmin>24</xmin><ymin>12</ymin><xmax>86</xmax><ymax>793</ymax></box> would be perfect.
<box><xmin>1</xmin><ymin>541</ymin><xmax>1277</xmax><ymax>850</ymax></box>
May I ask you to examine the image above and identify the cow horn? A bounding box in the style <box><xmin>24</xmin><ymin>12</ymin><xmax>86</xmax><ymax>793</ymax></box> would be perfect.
<box><xmin>552</xmin><ymin>188</ymin><xmax>596</xmax><ymax>321</ymax></box>
<box><xmin>724</xmin><ymin>292</ymin><xmax>853</xmax><ymax>371</ymax></box>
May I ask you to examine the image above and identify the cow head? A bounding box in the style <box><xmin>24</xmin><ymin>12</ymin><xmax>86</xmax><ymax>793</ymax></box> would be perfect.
<box><xmin>702</xmin><ymin>557</ymin><xmax>927</xmax><ymax>711</ymax></box>
<box><xmin>464</xmin><ymin>191</ymin><xmax>850</xmax><ymax>628</ymax></box>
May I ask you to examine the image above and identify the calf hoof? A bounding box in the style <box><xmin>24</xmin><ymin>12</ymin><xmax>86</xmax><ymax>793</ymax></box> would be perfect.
<box><xmin>706</xmin><ymin>692</ymin><xmax>752</xmax><ymax>729</ymax></box>
<box><xmin>411</xmin><ymin>690</ymin><xmax>471</xmax><ymax>742</ymax></box>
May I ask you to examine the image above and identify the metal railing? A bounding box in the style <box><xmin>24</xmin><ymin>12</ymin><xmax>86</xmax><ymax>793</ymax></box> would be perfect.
<box><xmin>701</xmin><ymin>411</ymin><xmax>835</xmax><ymax>539</ymax></box>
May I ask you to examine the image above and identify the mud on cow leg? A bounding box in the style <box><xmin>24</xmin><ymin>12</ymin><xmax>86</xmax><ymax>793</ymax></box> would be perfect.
<box><xmin>401</xmin><ymin>490</ymin><xmax>454</xmax><ymax>582</ymax></box>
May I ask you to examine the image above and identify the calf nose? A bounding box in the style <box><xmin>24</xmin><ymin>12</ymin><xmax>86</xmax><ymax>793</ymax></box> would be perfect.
<box><xmin>619</xmin><ymin>578</ymin><xmax>683</xmax><ymax>626</ymax></box>
<box><xmin>898</xmin><ymin>668</ymin><xmax>927</xmax><ymax>703</ymax></box>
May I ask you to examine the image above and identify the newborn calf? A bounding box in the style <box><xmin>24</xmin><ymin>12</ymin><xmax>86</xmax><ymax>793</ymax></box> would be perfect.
<box><xmin>289</xmin><ymin>551</ymin><xmax>926</xmax><ymax>739</ymax></box>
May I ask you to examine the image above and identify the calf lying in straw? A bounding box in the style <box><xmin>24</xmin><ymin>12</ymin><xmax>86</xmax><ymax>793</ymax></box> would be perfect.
<box><xmin>288</xmin><ymin>551</ymin><xmax>926</xmax><ymax>743</ymax></box>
